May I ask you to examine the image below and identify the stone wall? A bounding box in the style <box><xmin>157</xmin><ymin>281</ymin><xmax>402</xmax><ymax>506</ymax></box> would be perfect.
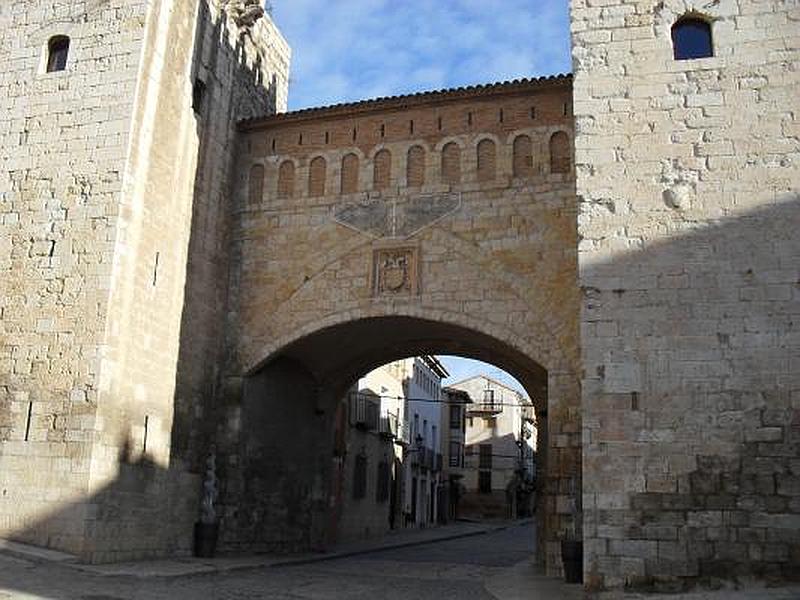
<box><xmin>572</xmin><ymin>0</ymin><xmax>800</xmax><ymax>590</ymax></box>
<box><xmin>0</xmin><ymin>0</ymin><xmax>290</xmax><ymax>562</ymax></box>
<box><xmin>0</xmin><ymin>0</ymin><xmax>150</xmax><ymax>556</ymax></box>
<box><xmin>223</xmin><ymin>78</ymin><xmax>582</xmax><ymax>573</ymax></box>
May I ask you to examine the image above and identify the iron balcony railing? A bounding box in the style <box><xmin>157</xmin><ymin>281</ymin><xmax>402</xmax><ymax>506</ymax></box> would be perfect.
<box><xmin>379</xmin><ymin>412</ymin><xmax>399</xmax><ymax>439</ymax></box>
<box><xmin>349</xmin><ymin>392</ymin><xmax>380</xmax><ymax>431</ymax></box>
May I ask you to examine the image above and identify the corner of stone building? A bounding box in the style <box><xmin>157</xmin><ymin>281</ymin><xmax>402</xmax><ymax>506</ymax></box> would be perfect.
<box><xmin>0</xmin><ymin>0</ymin><xmax>291</xmax><ymax>562</ymax></box>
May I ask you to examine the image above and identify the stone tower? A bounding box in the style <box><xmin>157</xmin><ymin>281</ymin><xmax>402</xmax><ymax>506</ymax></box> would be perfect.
<box><xmin>0</xmin><ymin>0</ymin><xmax>289</xmax><ymax>561</ymax></box>
<box><xmin>572</xmin><ymin>0</ymin><xmax>799</xmax><ymax>591</ymax></box>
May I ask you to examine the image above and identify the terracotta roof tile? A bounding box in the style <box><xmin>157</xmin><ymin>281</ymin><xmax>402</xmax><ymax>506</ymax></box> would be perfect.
<box><xmin>239</xmin><ymin>73</ymin><xmax>572</xmax><ymax>131</ymax></box>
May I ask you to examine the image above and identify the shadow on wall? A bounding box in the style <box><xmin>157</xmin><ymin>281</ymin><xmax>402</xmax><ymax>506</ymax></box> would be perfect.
<box><xmin>2</xmin><ymin>192</ymin><xmax>796</xmax><ymax>597</ymax></box>
<box><xmin>0</xmin><ymin>0</ymin><xmax>280</xmax><ymax>565</ymax></box>
<box><xmin>0</xmin><ymin>45</ymin><xmax>797</xmax><ymax>587</ymax></box>
<box><xmin>582</xmin><ymin>193</ymin><xmax>800</xmax><ymax>590</ymax></box>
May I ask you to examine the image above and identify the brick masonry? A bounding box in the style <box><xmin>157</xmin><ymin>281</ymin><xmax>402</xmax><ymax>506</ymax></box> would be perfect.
<box><xmin>571</xmin><ymin>0</ymin><xmax>800</xmax><ymax>591</ymax></box>
<box><xmin>225</xmin><ymin>78</ymin><xmax>581</xmax><ymax>574</ymax></box>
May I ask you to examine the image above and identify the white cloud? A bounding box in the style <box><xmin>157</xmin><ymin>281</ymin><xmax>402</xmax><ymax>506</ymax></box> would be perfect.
<box><xmin>271</xmin><ymin>1</ymin><xmax>570</xmax><ymax>110</ymax></box>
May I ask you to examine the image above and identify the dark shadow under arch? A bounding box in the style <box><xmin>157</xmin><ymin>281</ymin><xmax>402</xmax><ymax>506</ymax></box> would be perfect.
<box><xmin>252</xmin><ymin>315</ymin><xmax>548</xmax><ymax>412</ymax></box>
<box><xmin>226</xmin><ymin>315</ymin><xmax>551</xmax><ymax>558</ymax></box>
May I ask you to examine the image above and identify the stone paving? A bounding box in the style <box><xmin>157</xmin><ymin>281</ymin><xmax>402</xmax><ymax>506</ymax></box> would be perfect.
<box><xmin>1</xmin><ymin>522</ymin><xmax>799</xmax><ymax>599</ymax></box>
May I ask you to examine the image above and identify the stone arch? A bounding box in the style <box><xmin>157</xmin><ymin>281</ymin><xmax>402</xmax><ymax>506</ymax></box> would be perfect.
<box><xmin>248</xmin><ymin>163</ymin><xmax>265</xmax><ymax>205</ymax></box>
<box><xmin>277</xmin><ymin>159</ymin><xmax>295</xmax><ymax>198</ymax></box>
<box><xmin>308</xmin><ymin>155</ymin><xmax>326</xmax><ymax>197</ymax></box>
<box><xmin>549</xmin><ymin>131</ymin><xmax>571</xmax><ymax>174</ymax></box>
<box><xmin>373</xmin><ymin>149</ymin><xmax>391</xmax><ymax>190</ymax></box>
<box><xmin>476</xmin><ymin>138</ymin><xmax>497</xmax><ymax>182</ymax></box>
<box><xmin>406</xmin><ymin>145</ymin><xmax>426</xmax><ymax>187</ymax></box>
<box><xmin>441</xmin><ymin>142</ymin><xmax>461</xmax><ymax>185</ymax></box>
<box><xmin>341</xmin><ymin>152</ymin><xmax>359</xmax><ymax>194</ymax></box>
<box><xmin>252</xmin><ymin>313</ymin><xmax>551</xmax><ymax>407</ymax></box>
<box><xmin>513</xmin><ymin>134</ymin><xmax>534</xmax><ymax>178</ymax></box>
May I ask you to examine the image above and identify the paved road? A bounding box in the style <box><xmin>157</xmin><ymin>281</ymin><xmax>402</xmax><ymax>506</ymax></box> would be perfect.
<box><xmin>0</xmin><ymin>523</ymin><xmax>534</xmax><ymax>600</ymax></box>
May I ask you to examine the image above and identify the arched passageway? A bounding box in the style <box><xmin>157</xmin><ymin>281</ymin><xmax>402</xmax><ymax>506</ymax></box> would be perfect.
<box><xmin>217</xmin><ymin>316</ymin><xmax>575</xmax><ymax>574</ymax></box>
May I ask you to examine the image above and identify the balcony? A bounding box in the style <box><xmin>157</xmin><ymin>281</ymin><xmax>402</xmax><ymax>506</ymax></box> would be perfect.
<box><xmin>349</xmin><ymin>392</ymin><xmax>380</xmax><ymax>431</ymax></box>
<box><xmin>467</xmin><ymin>390</ymin><xmax>502</xmax><ymax>415</ymax></box>
<box><xmin>379</xmin><ymin>412</ymin><xmax>399</xmax><ymax>439</ymax></box>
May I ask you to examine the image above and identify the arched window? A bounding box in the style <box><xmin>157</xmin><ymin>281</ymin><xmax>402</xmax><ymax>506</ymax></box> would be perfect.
<box><xmin>407</xmin><ymin>146</ymin><xmax>425</xmax><ymax>187</ymax></box>
<box><xmin>549</xmin><ymin>132</ymin><xmax>571</xmax><ymax>174</ymax></box>
<box><xmin>277</xmin><ymin>160</ymin><xmax>295</xmax><ymax>198</ymax></box>
<box><xmin>308</xmin><ymin>156</ymin><xmax>326</xmax><ymax>197</ymax></box>
<box><xmin>341</xmin><ymin>153</ymin><xmax>359</xmax><ymax>194</ymax></box>
<box><xmin>46</xmin><ymin>36</ymin><xmax>70</xmax><ymax>73</ymax></box>
<box><xmin>248</xmin><ymin>164</ymin><xmax>264</xmax><ymax>204</ymax></box>
<box><xmin>476</xmin><ymin>139</ymin><xmax>496</xmax><ymax>182</ymax></box>
<box><xmin>672</xmin><ymin>17</ymin><xmax>713</xmax><ymax>60</ymax></box>
<box><xmin>373</xmin><ymin>149</ymin><xmax>391</xmax><ymax>190</ymax></box>
<box><xmin>512</xmin><ymin>135</ymin><xmax>534</xmax><ymax>178</ymax></box>
<box><xmin>441</xmin><ymin>142</ymin><xmax>461</xmax><ymax>185</ymax></box>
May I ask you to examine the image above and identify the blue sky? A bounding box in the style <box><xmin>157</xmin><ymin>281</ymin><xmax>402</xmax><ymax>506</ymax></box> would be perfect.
<box><xmin>270</xmin><ymin>2</ymin><xmax>565</xmax><ymax>398</ymax></box>
<box><xmin>439</xmin><ymin>356</ymin><xmax>528</xmax><ymax>398</ymax></box>
<box><xmin>270</xmin><ymin>0</ymin><xmax>571</xmax><ymax>111</ymax></box>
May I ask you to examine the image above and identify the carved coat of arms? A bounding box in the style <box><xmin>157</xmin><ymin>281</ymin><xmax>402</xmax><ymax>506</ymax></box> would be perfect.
<box><xmin>373</xmin><ymin>247</ymin><xmax>418</xmax><ymax>296</ymax></box>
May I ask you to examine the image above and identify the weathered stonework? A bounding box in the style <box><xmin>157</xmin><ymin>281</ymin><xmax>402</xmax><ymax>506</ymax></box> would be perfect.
<box><xmin>0</xmin><ymin>0</ymin><xmax>289</xmax><ymax>562</ymax></box>
<box><xmin>226</xmin><ymin>78</ymin><xmax>581</xmax><ymax>573</ymax></box>
<box><xmin>1</xmin><ymin>0</ymin><xmax>796</xmax><ymax>591</ymax></box>
<box><xmin>571</xmin><ymin>0</ymin><xmax>800</xmax><ymax>591</ymax></box>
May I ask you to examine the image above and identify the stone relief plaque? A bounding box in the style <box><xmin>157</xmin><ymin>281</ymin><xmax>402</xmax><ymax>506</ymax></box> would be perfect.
<box><xmin>372</xmin><ymin>246</ymin><xmax>419</xmax><ymax>297</ymax></box>
<box><xmin>334</xmin><ymin>192</ymin><xmax>460</xmax><ymax>239</ymax></box>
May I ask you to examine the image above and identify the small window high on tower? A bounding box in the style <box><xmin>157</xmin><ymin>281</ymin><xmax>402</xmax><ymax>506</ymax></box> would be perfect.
<box><xmin>46</xmin><ymin>36</ymin><xmax>70</xmax><ymax>72</ymax></box>
<box><xmin>672</xmin><ymin>17</ymin><xmax>713</xmax><ymax>60</ymax></box>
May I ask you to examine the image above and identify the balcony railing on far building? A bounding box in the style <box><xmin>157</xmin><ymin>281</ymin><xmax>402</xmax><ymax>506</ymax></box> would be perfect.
<box><xmin>467</xmin><ymin>389</ymin><xmax>502</xmax><ymax>415</ymax></box>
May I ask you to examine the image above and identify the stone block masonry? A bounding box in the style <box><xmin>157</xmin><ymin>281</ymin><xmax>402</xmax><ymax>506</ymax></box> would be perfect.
<box><xmin>226</xmin><ymin>76</ymin><xmax>582</xmax><ymax>575</ymax></box>
<box><xmin>0</xmin><ymin>0</ymin><xmax>289</xmax><ymax>562</ymax></box>
<box><xmin>571</xmin><ymin>0</ymin><xmax>800</xmax><ymax>591</ymax></box>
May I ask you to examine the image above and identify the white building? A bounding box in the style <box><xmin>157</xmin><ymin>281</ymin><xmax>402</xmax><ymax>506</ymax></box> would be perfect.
<box><xmin>448</xmin><ymin>375</ymin><xmax>536</xmax><ymax>519</ymax></box>
<box><xmin>402</xmin><ymin>356</ymin><xmax>448</xmax><ymax>527</ymax></box>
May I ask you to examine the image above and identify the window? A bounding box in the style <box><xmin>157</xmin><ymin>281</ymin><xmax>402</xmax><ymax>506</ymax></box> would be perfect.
<box><xmin>353</xmin><ymin>451</ymin><xmax>367</xmax><ymax>499</ymax></box>
<box><xmin>407</xmin><ymin>146</ymin><xmax>425</xmax><ymax>187</ymax></box>
<box><xmin>479</xmin><ymin>444</ymin><xmax>492</xmax><ymax>469</ymax></box>
<box><xmin>277</xmin><ymin>160</ymin><xmax>295</xmax><ymax>198</ymax></box>
<box><xmin>308</xmin><ymin>156</ymin><xmax>326</xmax><ymax>197</ymax></box>
<box><xmin>479</xmin><ymin>470</ymin><xmax>492</xmax><ymax>493</ymax></box>
<box><xmin>46</xmin><ymin>36</ymin><xmax>70</xmax><ymax>73</ymax></box>
<box><xmin>476</xmin><ymin>139</ymin><xmax>496</xmax><ymax>182</ymax></box>
<box><xmin>373</xmin><ymin>149</ymin><xmax>391</xmax><ymax>190</ymax></box>
<box><xmin>441</xmin><ymin>142</ymin><xmax>461</xmax><ymax>185</ymax></box>
<box><xmin>449</xmin><ymin>405</ymin><xmax>462</xmax><ymax>429</ymax></box>
<box><xmin>376</xmin><ymin>459</ymin><xmax>390</xmax><ymax>502</ymax></box>
<box><xmin>248</xmin><ymin>165</ymin><xmax>265</xmax><ymax>205</ymax></box>
<box><xmin>482</xmin><ymin>389</ymin><xmax>495</xmax><ymax>411</ymax></box>
<box><xmin>449</xmin><ymin>441</ymin><xmax>462</xmax><ymax>467</ymax></box>
<box><xmin>549</xmin><ymin>132</ymin><xmax>571</xmax><ymax>174</ymax></box>
<box><xmin>672</xmin><ymin>17</ymin><xmax>713</xmax><ymax>60</ymax></box>
<box><xmin>341</xmin><ymin>153</ymin><xmax>359</xmax><ymax>194</ymax></box>
<box><xmin>192</xmin><ymin>79</ymin><xmax>207</xmax><ymax>114</ymax></box>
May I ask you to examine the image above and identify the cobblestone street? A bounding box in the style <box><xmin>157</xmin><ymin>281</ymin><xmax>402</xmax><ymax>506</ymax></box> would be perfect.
<box><xmin>0</xmin><ymin>523</ymin><xmax>534</xmax><ymax>600</ymax></box>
